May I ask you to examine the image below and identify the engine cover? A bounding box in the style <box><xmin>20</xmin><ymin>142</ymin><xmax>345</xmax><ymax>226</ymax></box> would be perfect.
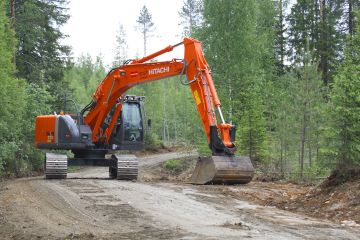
<box><xmin>35</xmin><ymin>114</ymin><xmax>93</xmax><ymax>150</ymax></box>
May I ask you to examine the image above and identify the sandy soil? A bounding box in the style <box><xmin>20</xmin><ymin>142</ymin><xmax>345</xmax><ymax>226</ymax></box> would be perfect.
<box><xmin>0</xmin><ymin>152</ymin><xmax>359</xmax><ymax>240</ymax></box>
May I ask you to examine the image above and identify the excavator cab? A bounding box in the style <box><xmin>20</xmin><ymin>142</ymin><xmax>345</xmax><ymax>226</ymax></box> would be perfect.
<box><xmin>108</xmin><ymin>96</ymin><xmax>145</xmax><ymax>150</ymax></box>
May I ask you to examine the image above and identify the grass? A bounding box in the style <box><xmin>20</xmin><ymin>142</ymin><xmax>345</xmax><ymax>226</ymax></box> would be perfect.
<box><xmin>67</xmin><ymin>166</ymin><xmax>80</xmax><ymax>173</ymax></box>
<box><xmin>163</xmin><ymin>159</ymin><xmax>187</xmax><ymax>173</ymax></box>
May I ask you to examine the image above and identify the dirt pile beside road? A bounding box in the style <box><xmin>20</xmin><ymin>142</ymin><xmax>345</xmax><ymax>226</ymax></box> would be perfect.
<box><xmin>278</xmin><ymin>169</ymin><xmax>360</xmax><ymax>225</ymax></box>
<box><xmin>217</xmin><ymin>172</ymin><xmax>360</xmax><ymax>226</ymax></box>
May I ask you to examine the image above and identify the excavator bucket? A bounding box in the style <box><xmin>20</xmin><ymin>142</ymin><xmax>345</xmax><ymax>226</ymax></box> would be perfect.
<box><xmin>191</xmin><ymin>155</ymin><xmax>254</xmax><ymax>184</ymax></box>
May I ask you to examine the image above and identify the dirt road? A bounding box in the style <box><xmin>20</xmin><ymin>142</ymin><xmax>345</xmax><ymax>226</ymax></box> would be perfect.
<box><xmin>0</xmin><ymin>152</ymin><xmax>359</xmax><ymax>239</ymax></box>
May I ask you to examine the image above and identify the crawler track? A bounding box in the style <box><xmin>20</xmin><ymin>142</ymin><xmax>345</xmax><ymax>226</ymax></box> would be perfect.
<box><xmin>110</xmin><ymin>154</ymin><xmax>139</xmax><ymax>180</ymax></box>
<box><xmin>45</xmin><ymin>153</ymin><xmax>68</xmax><ymax>179</ymax></box>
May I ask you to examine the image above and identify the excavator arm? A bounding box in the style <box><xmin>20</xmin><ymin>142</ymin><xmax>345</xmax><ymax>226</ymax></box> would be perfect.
<box><xmin>84</xmin><ymin>38</ymin><xmax>236</xmax><ymax>155</ymax></box>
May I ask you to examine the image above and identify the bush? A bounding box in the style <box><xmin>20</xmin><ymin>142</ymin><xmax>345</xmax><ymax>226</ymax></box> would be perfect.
<box><xmin>196</xmin><ymin>138</ymin><xmax>211</xmax><ymax>155</ymax></box>
<box><xmin>288</xmin><ymin>161</ymin><xmax>331</xmax><ymax>183</ymax></box>
<box><xmin>163</xmin><ymin>159</ymin><xmax>187</xmax><ymax>173</ymax></box>
<box><xmin>144</xmin><ymin>132</ymin><xmax>164</xmax><ymax>150</ymax></box>
<box><xmin>321</xmin><ymin>168</ymin><xmax>360</xmax><ymax>188</ymax></box>
<box><xmin>0</xmin><ymin>141</ymin><xmax>19</xmax><ymax>175</ymax></box>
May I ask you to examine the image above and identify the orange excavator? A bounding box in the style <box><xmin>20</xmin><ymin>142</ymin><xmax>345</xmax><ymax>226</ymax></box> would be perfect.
<box><xmin>34</xmin><ymin>38</ymin><xmax>254</xmax><ymax>184</ymax></box>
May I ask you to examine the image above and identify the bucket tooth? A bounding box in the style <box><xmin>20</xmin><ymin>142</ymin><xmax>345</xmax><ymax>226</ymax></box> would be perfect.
<box><xmin>191</xmin><ymin>155</ymin><xmax>254</xmax><ymax>184</ymax></box>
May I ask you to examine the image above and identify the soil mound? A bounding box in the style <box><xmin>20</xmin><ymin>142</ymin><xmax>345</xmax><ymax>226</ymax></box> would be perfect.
<box><xmin>139</xmin><ymin>157</ymin><xmax>196</xmax><ymax>183</ymax></box>
<box><xmin>320</xmin><ymin>168</ymin><xmax>360</xmax><ymax>188</ymax></box>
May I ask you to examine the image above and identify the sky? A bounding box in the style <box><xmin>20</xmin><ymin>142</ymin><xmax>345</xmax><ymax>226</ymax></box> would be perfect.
<box><xmin>61</xmin><ymin>0</ymin><xmax>185</xmax><ymax>68</ymax></box>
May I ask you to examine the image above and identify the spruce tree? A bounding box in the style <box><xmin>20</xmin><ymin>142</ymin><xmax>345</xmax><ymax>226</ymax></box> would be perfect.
<box><xmin>294</xmin><ymin>39</ymin><xmax>324</xmax><ymax>179</ymax></box>
<box><xmin>195</xmin><ymin>0</ymin><xmax>274</xmax><ymax>160</ymax></box>
<box><xmin>330</xmin><ymin>12</ymin><xmax>360</xmax><ymax>167</ymax></box>
<box><xmin>0</xmin><ymin>0</ymin><xmax>27</xmax><ymax>174</ymax></box>
<box><xmin>287</xmin><ymin>0</ymin><xmax>351</xmax><ymax>86</ymax></box>
<box><xmin>136</xmin><ymin>5</ymin><xmax>155</xmax><ymax>56</ymax></box>
<box><xmin>11</xmin><ymin>0</ymin><xmax>71</xmax><ymax>109</ymax></box>
<box><xmin>274</xmin><ymin>0</ymin><xmax>288</xmax><ymax>75</ymax></box>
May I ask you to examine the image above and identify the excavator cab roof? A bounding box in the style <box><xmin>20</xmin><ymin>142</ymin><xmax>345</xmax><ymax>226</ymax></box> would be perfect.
<box><xmin>121</xmin><ymin>95</ymin><xmax>145</xmax><ymax>103</ymax></box>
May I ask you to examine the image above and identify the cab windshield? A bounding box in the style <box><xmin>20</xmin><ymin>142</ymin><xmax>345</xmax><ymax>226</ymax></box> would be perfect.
<box><xmin>122</xmin><ymin>103</ymin><xmax>143</xmax><ymax>142</ymax></box>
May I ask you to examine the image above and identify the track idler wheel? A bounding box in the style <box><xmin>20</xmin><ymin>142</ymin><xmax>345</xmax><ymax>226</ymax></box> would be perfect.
<box><xmin>191</xmin><ymin>155</ymin><xmax>254</xmax><ymax>184</ymax></box>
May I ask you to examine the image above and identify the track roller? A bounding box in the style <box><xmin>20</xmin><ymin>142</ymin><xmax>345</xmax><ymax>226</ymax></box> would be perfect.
<box><xmin>109</xmin><ymin>154</ymin><xmax>138</xmax><ymax>180</ymax></box>
<box><xmin>45</xmin><ymin>153</ymin><xmax>68</xmax><ymax>179</ymax></box>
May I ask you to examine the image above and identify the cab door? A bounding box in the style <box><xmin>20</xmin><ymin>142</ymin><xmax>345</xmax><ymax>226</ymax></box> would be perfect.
<box><xmin>109</xmin><ymin>102</ymin><xmax>144</xmax><ymax>150</ymax></box>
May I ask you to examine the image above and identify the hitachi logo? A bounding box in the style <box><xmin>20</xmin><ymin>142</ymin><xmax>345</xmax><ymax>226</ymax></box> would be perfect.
<box><xmin>148</xmin><ymin>66</ymin><xmax>170</xmax><ymax>75</ymax></box>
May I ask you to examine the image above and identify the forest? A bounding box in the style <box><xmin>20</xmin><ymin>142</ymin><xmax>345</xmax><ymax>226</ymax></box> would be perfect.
<box><xmin>0</xmin><ymin>0</ymin><xmax>359</xmax><ymax>181</ymax></box>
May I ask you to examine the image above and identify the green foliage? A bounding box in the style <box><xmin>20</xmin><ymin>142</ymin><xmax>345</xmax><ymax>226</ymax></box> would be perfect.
<box><xmin>0</xmin><ymin>0</ymin><xmax>25</xmax><ymax>174</ymax></box>
<box><xmin>68</xmin><ymin>166</ymin><xmax>80</xmax><ymax>173</ymax></box>
<box><xmin>197</xmin><ymin>138</ymin><xmax>211</xmax><ymax>156</ymax></box>
<box><xmin>0</xmin><ymin>67</ymin><xmax>51</xmax><ymax>174</ymax></box>
<box><xmin>21</xmin><ymin>84</ymin><xmax>54</xmax><ymax>171</ymax></box>
<box><xmin>287</xmin><ymin>0</ymin><xmax>349</xmax><ymax>85</ymax></box>
<box><xmin>64</xmin><ymin>55</ymin><xmax>106</xmax><ymax>109</ymax></box>
<box><xmin>144</xmin><ymin>132</ymin><xmax>164</xmax><ymax>150</ymax></box>
<box><xmin>0</xmin><ymin>0</ymin><xmax>66</xmax><ymax>176</ymax></box>
<box><xmin>265</xmin><ymin>45</ymin><xmax>326</xmax><ymax>179</ymax></box>
<box><xmin>163</xmin><ymin>159</ymin><xmax>187</xmax><ymax>173</ymax></box>
<box><xmin>288</xmin><ymin>160</ymin><xmax>331</xmax><ymax>183</ymax></box>
<box><xmin>14</xmin><ymin>0</ymin><xmax>71</xmax><ymax>99</ymax></box>
<box><xmin>293</xmin><ymin>44</ymin><xmax>325</xmax><ymax>179</ymax></box>
<box><xmin>195</xmin><ymin>0</ymin><xmax>274</xmax><ymax>161</ymax></box>
<box><xmin>178</xmin><ymin>0</ymin><xmax>203</xmax><ymax>36</ymax></box>
<box><xmin>129</xmin><ymin>75</ymin><xmax>204</xmax><ymax>150</ymax></box>
<box><xmin>328</xmin><ymin>15</ymin><xmax>360</xmax><ymax>167</ymax></box>
<box><xmin>113</xmin><ymin>24</ymin><xmax>128</xmax><ymax>67</ymax></box>
<box><xmin>274</xmin><ymin>0</ymin><xmax>288</xmax><ymax>74</ymax></box>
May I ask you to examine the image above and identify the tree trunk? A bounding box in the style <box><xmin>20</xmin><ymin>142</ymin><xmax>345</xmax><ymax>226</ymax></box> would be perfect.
<box><xmin>349</xmin><ymin>0</ymin><xmax>354</xmax><ymax>36</ymax></box>
<box><xmin>249</xmin><ymin>115</ymin><xmax>253</xmax><ymax>159</ymax></box>
<box><xmin>316</xmin><ymin>123</ymin><xmax>320</xmax><ymax>163</ymax></box>
<box><xmin>229</xmin><ymin>78</ymin><xmax>232</xmax><ymax>123</ymax></box>
<box><xmin>279</xmin><ymin>0</ymin><xmax>284</xmax><ymax>66</ymax></box>
<box><xmin>300</xmin><ymin>114</ymin><xmax>306</xmax><ymax>180</ymax></box>
<box><xmin>189</xmin><ymin>10</ymin><xmax>193</xmax><ymax>36</ymax></box>
<box><xmin>10</xmin><ymin>0</ymin><xmax>15</xmax><ymax>21</ymax></box>
<box><xmin>308</xmin><ymin>128</ymin><xmax>312</xmax><ymax>167</ymax></box>
<box><xmin>10</xmin><ymin>0</ymin><xmax>15</xmax><ymax>65</ymax></box>
<box><xmin>283</xmin><ymin>113</ymin><xmax>288</xmax><ymax>176</ymax></box>
<box><xmin>162</xmin><ymin>82</ymin><xmax>166</xmax><ymax>142</ymax></box>
<box><xmin>143</xmin><ymin>22</ymin><xmax>147</xmax><ymax>56</ymax></box>
<box><xmin>280</xmin><ymin>138</ymin><xmax>284</xmax><ymax>176</ymax></box>
<box><xmin>308</xmin><ymin>103</ymin><xmax>312</xmax><ymax>167</ymax></box>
